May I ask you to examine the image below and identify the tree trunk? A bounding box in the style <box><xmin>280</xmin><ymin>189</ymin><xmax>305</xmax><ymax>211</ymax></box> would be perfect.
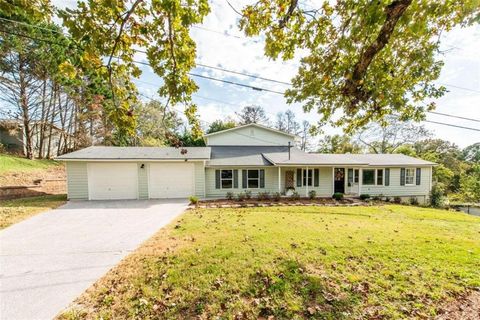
<box><xmin>38</xmin><ymin>79</ymin><xmax>47</xmax><ymax>158</ymax></box>
<box><xmin>19</xmin><ymin>57</ymin><xmax>33</xmax><ymax>159</ymax></box>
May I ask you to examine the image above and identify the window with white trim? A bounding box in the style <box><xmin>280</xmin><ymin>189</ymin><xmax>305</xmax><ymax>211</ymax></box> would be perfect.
<box><xmin>302</xmin><ymin>169</ymin><xmax>313</xmax><ymax>186</ymax></box>
<box><xmin>405</xmin><ymin>168</ymin><xmax>415</xmax><ymax>185</ymax></box>
<box><xmin>247</xmin><ymin>169</ymin><xmax>260</xmax><ymax>188</ymax></box>
<box><xmin>221</xmin><ymin>170</ymin><xmax>233</xmax><ymax>189</ymax></box>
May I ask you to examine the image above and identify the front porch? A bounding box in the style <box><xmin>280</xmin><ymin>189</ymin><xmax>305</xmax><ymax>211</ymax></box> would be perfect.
<box><xmin>276</xmin><ymin>166</ymin><xmax>363</xmax><ymax>198</ymax></box>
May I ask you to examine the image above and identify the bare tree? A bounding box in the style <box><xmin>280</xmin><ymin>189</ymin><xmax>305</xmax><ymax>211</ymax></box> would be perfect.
<box><xmin>355</xmin><ymin>116</ymin><xmax>431</xmax><ymax>153</ymax></box>
<box><xmin>275</xmin><ymin>109</ymin><xmax>301</xmax><ymax>135</ymax></box>
<box><xmin>275</xmin><ymin>112</ymin><xmax>286</xmax><ymax>132</ymax></box>
<box><xmin>236</xmin><ymin>105</ymin><xmax>269</xmax><ymax>125</ymax></box>
<box><xmin>299</xmin><ymin>120</ymin><xmax>311</xmax><ymax>151</ymax></box>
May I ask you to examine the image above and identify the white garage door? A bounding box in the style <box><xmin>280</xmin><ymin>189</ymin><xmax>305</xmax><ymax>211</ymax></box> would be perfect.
<box><xmin>149</xmin><ymin>163</ymin><xmax>194</xmax><ymax>198</ymax></box>
<box><xmin>88</xmin><ymin>163</ymin><xmax>138</xmax><ymax>200</ymax></box>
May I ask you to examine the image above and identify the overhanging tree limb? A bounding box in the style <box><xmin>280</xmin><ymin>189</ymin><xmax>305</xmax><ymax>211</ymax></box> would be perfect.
<box><xmin>342</xmin><ymin>0</ymin><xmax>413</xmax><ymax>109</ymax></box>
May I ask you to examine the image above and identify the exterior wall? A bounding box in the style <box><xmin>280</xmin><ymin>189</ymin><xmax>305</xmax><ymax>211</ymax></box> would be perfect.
<box><xmin>205</xmin><ymin>167</ymin><xmax>279</xmax><ymax>198</ymax></box>
<box><xmin>204</xmin><ymin>166</ymin><xmax>432</xmax><ymax>199</ymax></box>
<box><xmin>67</xmin><ymin>160</ymin><xmax>205</xmax><ymax>200</ymax></box>
<box><xmin>206</xmin><ymin>126</ymin><xmax>293</xmax><ymax>146</ymax></box>
<box><xmin>66</xmin><ymin>161</ymin><xmax>88</xmax><ymax>200</ymax></box>
<box><xmin>280</xmin><ymin>167</ymin><xmax>333</xmax><ymax>197</ymax></box>
<box><xmin>194</xmin><ymin>161</ymin><xmax>205</xmax><ymax>197</ymax></box>
<box><xmin>138</xmin><ymin>163</ymin><xmax>149</xmax><ymax>199</ymax></box>
<box><xmin>360</xmin><ymin>167</ymin><xmax>431</xmax><ymax>199</ymax></box>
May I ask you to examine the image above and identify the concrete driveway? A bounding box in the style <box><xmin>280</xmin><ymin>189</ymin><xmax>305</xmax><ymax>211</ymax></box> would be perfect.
<box><xmin>0</xmin><ymin>199</ymin><xmax>188</xmax><ymax>320</ymax></box>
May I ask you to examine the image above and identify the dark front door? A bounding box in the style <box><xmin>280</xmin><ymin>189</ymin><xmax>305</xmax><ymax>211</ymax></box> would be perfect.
<box><xmin>334</xmin><ymin>168</ymin><xmax>345</xmax><ymax>194</ymax></box>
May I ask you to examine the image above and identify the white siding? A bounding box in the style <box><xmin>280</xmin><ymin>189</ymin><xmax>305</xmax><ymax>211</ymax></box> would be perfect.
<box><xmin>194</xmin><ymin>161</ymin><xmax>205</xmax><ymax>197</ymax></box>
<box><xmin>284</xmin><ymin>167</ymin><xmax>334</xmax><ymax>197</ymax></box>
<box><xmin>206</xmin><ymin>126</ymin><xmax>293</xmax><ymax>146</ymax></box>
<box><xmin>205</xmin><ymin>167</ymin><xmax>279</xmax><ymax>198</ymax></box>
<box><xmin>138</xmin><ymin>163</ymin><xmax>149</xmax><ymax>199</ymax></box>
<box><xmin>66</xmin><ymin>161</ymin><xmax>88</xmax><ymax>200</ymax></box>
<box><xmin>360</xmin><ymin>167</ymin><xmax>431</xmax><ymax>198</ymax></box>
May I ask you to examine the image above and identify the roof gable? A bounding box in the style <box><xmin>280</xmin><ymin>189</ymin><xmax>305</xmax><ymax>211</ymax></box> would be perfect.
<box><xmin>204</xmin><ymin>123</ymin><xmax>298</xmax><ymax>147</ymax></box>
<box><xmin>204</xmin><ymin>123</ymin><xmax>296</xmax><ymax>138</ymax></box>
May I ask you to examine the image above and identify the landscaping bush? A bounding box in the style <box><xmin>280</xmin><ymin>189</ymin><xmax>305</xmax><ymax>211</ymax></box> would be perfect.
<box><xmin>189</xmin><ymin>196</ymin><xmax>199</xmax><ymax>205</ymax></box>
<box><xmin>308</xmin><ymin>190</ymin><xmax>316</xmax><ymax>199</ymax></box>
<box><xmin>236</xmin><ymin>192</ymin><xmax>246</xmax><ymax>201</ymax></box>
<box><xmin>393</xmin><ymin>196</ymin><xmax>402</xmax><ymax>204</ymax></box>
<box><xmin>257</xmin><ymin>191</ymin><xmax>270</xmax><ymax>201</ymax></box>
<box><xmin>272</xmin><ymin>192</ymin><xmax>281</xmax><ymax>201</ymax></box>
<box><xmin>244</xmin><ymin>190</ymin><xmax>252</xmax><ymax>200</ymax></box>
<box><xmin>290</xmin><ymin>191</ymin><xmax>300</xmax><ymax>200</ymax></box>
<box><xmin>409</xmin><ymin>197</ymin><xmax>419</xmax><ymax>205</ymax></box>
<box><xmin>430</xmin><ymin>182</ymin><xmax>446</xmax><ymax>208</ymax></box>
<box><xmin>332</xmin><ymin>192</ymin><xmax>344</xmax><ymax>200</ymax></box>
<box><xmin>359</xmin><ymin>194</ymin><xmax>370</xmax><ymax>200</ymax></box>
<box><xmin>372</xmin><ymin>195</ymin><xmax>381</xmax><ymax>201</ymax></box>
<box><xmin>226</xmin><ymin>192</ymin><xmax>234</xmax><ymax>200</ymax></box>
<box><xmin>385</xmin><ymin>196</ymin><xmax>391</xmax><ymax>202</ymax></box>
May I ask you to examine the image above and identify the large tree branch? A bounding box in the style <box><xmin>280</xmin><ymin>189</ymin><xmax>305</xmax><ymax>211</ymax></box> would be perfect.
<box><xmin>278</xmin><ymin>0</ymin><xmax>298</xmax><ymax>28</ymax></box>
<box><xmin>106</xmin><ymin>0</ymin><xmax>143</xmax><ymax>107</ymax></box>
<box><xmin>342</xmin><ymin>0</ymin><xmax>412</xmax><ymax>109</ymax></box>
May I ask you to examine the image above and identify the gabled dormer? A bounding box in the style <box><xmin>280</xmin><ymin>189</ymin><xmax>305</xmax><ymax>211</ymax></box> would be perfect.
<box><xmin>204</xmin><ymin>123</ymin><xmax>298</xmax><ymax>146</ymax></box>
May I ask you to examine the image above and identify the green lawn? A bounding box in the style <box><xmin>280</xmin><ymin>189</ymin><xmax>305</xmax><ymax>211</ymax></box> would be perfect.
<box><xmin>0</xmin><ymin>194</ymin><xmax>67</xmax><ymax>229</ymax></box>
<box><xmin>60</xmin><ymin>205</ymin><xmax>480</xmax><ymax>319</ymax></box>
<box><xmin>0</xmin><ymin>154</ymin><xmax>61</xmax><ymax>174</ymax></box>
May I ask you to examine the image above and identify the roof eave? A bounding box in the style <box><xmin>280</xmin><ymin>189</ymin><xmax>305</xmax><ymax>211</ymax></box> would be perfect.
<box><xmin>55</xmin><ymin>158</ymin><xmax>210</xmax><ymax>161</ymax></box>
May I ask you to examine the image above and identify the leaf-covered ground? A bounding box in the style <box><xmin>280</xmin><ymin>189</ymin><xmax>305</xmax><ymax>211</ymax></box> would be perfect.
<box><xmin>0</xmin><ymin>195</ymin><xmax>67</xmax><ymax>229</ymax></box>
<box><xmin>59</xmin><ymin>205</ymin><xmax>480</xmax><ymax>319</ymax></box>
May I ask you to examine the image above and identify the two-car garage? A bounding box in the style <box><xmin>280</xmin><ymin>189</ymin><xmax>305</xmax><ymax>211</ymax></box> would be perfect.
<box><xmin>59</xmin><ymin>146</ymin><xmax>210</xmax><ymax>200</ymax></box>
<box><xmin>86</xmin><ymin>162</ymin><xmax>195</xmax><ymax>200</ymax></box>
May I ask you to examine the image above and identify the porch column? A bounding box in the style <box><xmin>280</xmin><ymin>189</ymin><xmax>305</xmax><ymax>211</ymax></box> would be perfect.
<box><xmin>278</xmin><ymin>166</ymin><xmax>281</xmax><ymax>193</ymax></box>
<box><xmin>306</xmin><ymin>166</ymin><xmax>309</xmax><ymax>197</ymax></box>
<box><xmin>358</xmin><ymin>168</ymin><xmax>362</xmax><ymax>195</ymax></box>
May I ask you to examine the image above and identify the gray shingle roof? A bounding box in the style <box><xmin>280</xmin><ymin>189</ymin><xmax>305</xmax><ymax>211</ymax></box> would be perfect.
<box><xmin>56</xmin><ymin>146</ymin><xmax>211</xmax><ymax>160</ymax></box>
<box><xmin>263</xmin><ymin>149</ymin><xmax>435</xmax><ymax>166</ymax></box>
<box><xmin>263</xmin><ymin>148</ymin><xmax>368</xmax><ymax>165</ymax></box>
<box><xmin>207</xmin><ymin>146</ymin><xmax>288</xmax><ymax>166</ymax></box>
<box><xmin>342</xmin><ymin>153</ymin><xmax>436</xmax><ymax>166</ymax></box>
<box><xmin>57</xmin><ymin>146</ymin><xmax>435</xmax><ymax>166</ymax></box>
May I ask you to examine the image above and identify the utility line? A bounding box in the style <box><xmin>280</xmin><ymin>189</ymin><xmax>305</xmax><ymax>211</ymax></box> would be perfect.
<box><xmin>1</xmin><ymin>24</ymin><xmax>479</xmax><ymax>127</ymax></box>
<box><xmin>130</xmin><ymin>58</ymin><xmax>285</xmax><ymax>95</ymax></box>
<box><xmin>133</xmin><ymin>48</ymin><xmax>292</xmax><ymax>85</ymax></box>
<box><xmin>428</xmin><ymin>111</ymin><xmax>480</xmax><ymax>123</ymax></box>
<box><xmin>2</xmin><ymin>16</ymin><xmax>480</xmax><ymax>94</ymax></box>
<box><xmin>133</xmin><ymin>78</ymin><xmax>480</xmax><ymax>131</ymax></box>
<box><xmin>423</xmin><ymin>120</ymin><xmax>480</xmax><ymax>132</ymax></box>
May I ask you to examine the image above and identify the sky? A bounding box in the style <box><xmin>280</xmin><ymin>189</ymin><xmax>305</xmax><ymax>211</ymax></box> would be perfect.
<box><xmin>53</xmin><ymin>0</ymin><xmax>480</xmax><ymax>148</ymax></box>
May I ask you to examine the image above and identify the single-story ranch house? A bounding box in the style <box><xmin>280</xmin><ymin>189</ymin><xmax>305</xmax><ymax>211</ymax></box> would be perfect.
<box><xmin>57</xmin><ymin>123</ymin><xmax>435</xmax><ymax>203</ymax></box>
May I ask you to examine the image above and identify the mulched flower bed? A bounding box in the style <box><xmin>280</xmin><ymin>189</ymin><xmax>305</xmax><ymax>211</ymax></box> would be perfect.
<box><xmin>191</xmin><ymin>197</ymin><xmax>369</xmax><ymax>209</ymax></box>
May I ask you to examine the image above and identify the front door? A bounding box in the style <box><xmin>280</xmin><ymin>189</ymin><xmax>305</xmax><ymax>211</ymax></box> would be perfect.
<box><xmin>334</xmin><ymin>168</ymin><xmax>345</xmax><ymax>194</ymax></box>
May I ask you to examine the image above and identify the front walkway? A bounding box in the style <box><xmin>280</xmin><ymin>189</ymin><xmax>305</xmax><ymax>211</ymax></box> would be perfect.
<box><xmin>0</xmin><ymin>199</ymin><xmax>188</xmax><ymax>320</ymax></box>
